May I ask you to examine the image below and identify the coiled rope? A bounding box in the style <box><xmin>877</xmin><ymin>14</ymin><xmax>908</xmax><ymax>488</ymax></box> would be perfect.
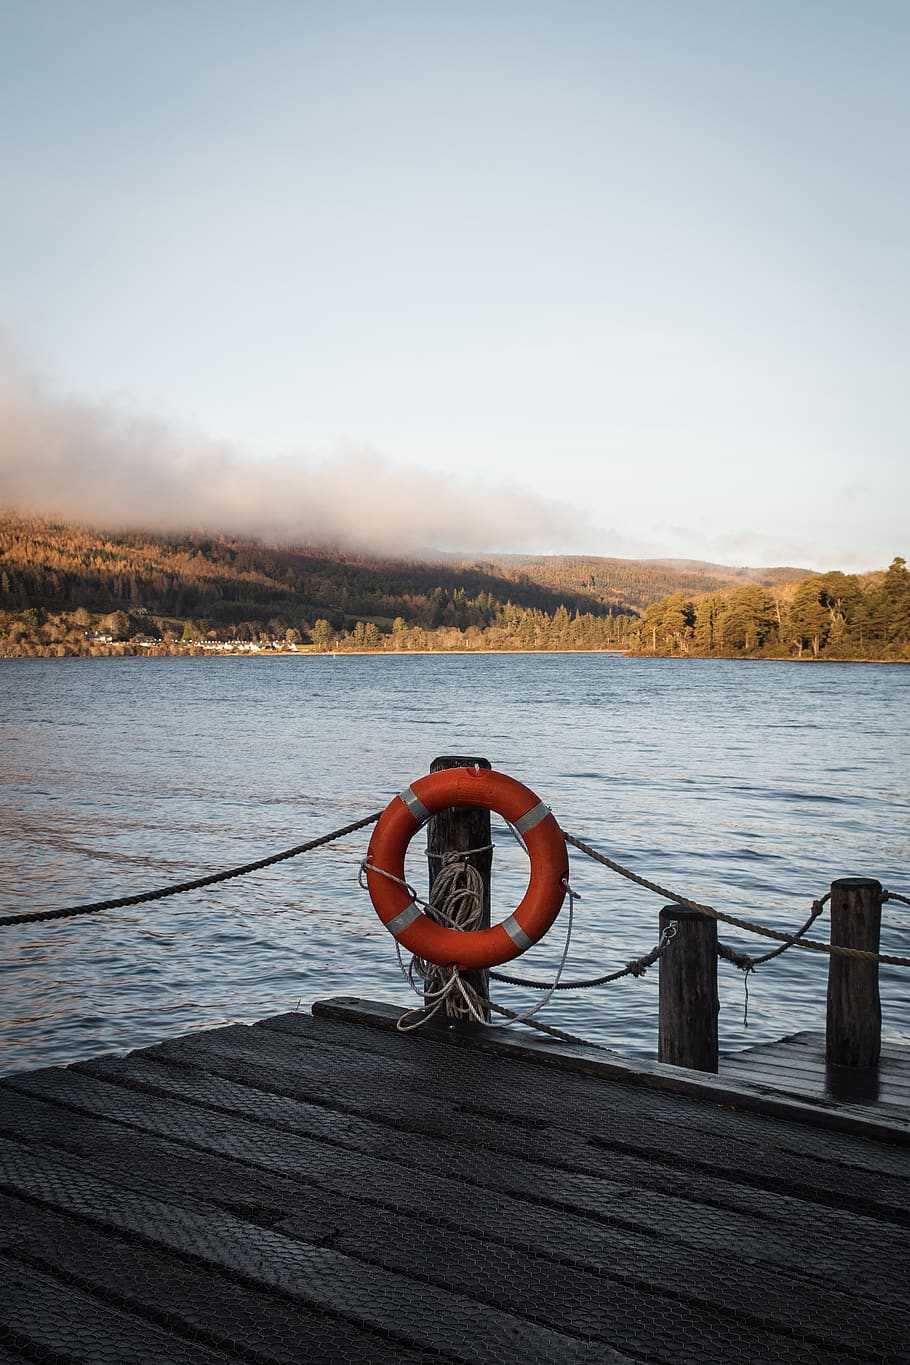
<box><xmin>397</xmin><ymin>965</ymin><xmax>619</xmax><ymax>1052</ymax></box>
<box><xmin>399</xmin><ymin>849</ymin><xmax>490</xmax><ymax>1027</ymax></box>
<box><xmin>386</xmin><ymin>843</ymin><xmax>582</xmax><ymax>1031</ymax></box>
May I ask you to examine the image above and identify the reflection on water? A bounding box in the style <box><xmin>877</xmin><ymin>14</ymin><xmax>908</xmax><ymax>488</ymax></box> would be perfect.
<box><xmin>1</xmin><ymin>654</ymin><xmax>908</xmax><ymax>1074</ymax></box>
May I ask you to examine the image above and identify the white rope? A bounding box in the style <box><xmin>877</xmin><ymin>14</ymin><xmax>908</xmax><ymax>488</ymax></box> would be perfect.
<box><xmin>492</xmin><ymin>877</ymin><xmax>577</xmax><ymax>1030</ymax></box>
<box><xmin>392</xmin><ymin>875</ymin><xmax>580</xmax><ymax>1034</ymax></box>
<box><xmin>413</xmin><ymin>853</ymin><xmax>488</xmax><ymax>1022</ymax></box>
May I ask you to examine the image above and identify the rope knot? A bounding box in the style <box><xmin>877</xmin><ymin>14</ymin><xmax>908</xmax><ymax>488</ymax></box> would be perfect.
<box><xmin>426</xmin><ymin>842</ymin><xmax>494</xmax><ymax>865</ymax></box>
<box><xmin>717</xmin><ymin>940</ymin><xmax>756</xmax><ymax>972</ymax></box>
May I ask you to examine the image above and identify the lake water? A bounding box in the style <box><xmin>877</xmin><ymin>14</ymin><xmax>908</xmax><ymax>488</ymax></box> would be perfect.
<box><xmin>1</xmin><ymin>653</ymin><xmax>908</xmax><ymax>1076</ymax></box>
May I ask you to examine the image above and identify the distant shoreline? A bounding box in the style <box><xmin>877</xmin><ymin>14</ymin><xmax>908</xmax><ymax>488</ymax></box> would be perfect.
<box><xmin>2</xmin><ymin>648</ymin><xmax>906</xmax><ymax>665</ymax></box>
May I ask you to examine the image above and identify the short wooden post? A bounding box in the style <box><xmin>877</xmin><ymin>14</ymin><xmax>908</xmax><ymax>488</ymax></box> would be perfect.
<box><xmin>427</xmin><ymin>755</ymin><xmax>493</xmax><ymax>1023</ymax></box>
<box><xmin>825</xmin><ymin>877</ymin><xmax>882</xmax><ymax>1068</ymax></box>
<box><xmin>658</xmin><ymin>904</ymin><xmax>718</xmax><ymax>1073</ymax></box>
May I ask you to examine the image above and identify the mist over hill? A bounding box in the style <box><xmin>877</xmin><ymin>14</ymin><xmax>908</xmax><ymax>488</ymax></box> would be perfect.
<box><xmin>478</xmin><ymin>554</ymin><xmax>808</xmax><ymax>610</ymax></box>
<box><xmin>636</xmin><ymin>558</ymin><xmax>810</xmax><ymax>585</ymax></box>
<box><xmin>0</xmin><ymin>514</ymin><xmax>806</xmax><ymax>622</ymax></box>
<box><xmin>1</xmin><ymin>514</ymin><xmax>903</xmax><ymax>660</ymax></box>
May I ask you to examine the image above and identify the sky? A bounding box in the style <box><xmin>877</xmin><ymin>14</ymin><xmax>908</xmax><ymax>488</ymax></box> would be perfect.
<box><xmin>1</xmin><ymin>0</ymin><xmax>908</xmax><ymax>569</ymax></box>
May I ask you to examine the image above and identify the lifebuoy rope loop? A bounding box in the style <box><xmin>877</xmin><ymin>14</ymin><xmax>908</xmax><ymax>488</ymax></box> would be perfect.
<box><xmin>363</xmin><ymin>767</ymin><xmax>569</xmax><ymax>970</ymax></box>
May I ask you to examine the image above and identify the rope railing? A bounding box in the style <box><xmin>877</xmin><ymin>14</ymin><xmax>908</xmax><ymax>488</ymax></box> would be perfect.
<box><xmin>3</xmin><ymin>797</ymin><xmax>907</xmax><ymax>1059</ymax></box>
<box><xmin>562</xmin><ymin>830</ymin><xmax>910</xmax><ymax>968</ymax></box>
<box><xmin>490</xmin><ymin>924</ymin><xmax>676</xmax><ymax>990</ymax></box>
<box><xmin>716</xmin><ymin>893</ymin><xmax>829</xmax><ymax>972</ymax></box>
<box><xmin>381</xmin><ymin>824</ymin><xmax>909</xmax><ymax>1051</ymax></box>
<box><xmin>0</xmin><ymin>811</ymin><xmax>383</xmax><ymax>929</ymax></box>
<box><xmin>2</xmin><ymin>807</ymin><xmax>906</xmax><ymax>975</ymax></box>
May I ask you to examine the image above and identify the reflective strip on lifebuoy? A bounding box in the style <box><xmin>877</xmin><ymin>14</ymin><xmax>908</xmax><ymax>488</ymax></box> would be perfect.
<box><xmin>364</xmin><ymin>766</ymin><xmax>568</xmax><ymax>969</ymax></box>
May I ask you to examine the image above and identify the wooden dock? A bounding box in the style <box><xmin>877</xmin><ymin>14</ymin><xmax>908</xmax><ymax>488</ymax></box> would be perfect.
<box><xmin>2</xmin><ymin>999</ymin><xmax>910</xmax><ymax>1364</ymax></box>
<box><xmin>720</xmin><ymin>1029</ymin><xmax>910</xmax><ymax>1123</ymax></box>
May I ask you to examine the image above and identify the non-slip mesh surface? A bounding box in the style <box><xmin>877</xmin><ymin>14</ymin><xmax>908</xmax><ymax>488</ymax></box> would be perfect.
<box><xmin>2</xmin><ymin>1005</ymin><xmax>909</xmax><ymax>1364</ymax></box>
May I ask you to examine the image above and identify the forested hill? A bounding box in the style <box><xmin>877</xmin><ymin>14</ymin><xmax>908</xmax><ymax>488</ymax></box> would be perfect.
<box><xmin>631</xmin><ymin>559</ymin><xmax>910</xmax><ymax>662</ymax></box>
<box><xmin>0</xmin><ymin>513</ymin><xmax>829</xmax><ymax>657</ymax></box>
<box><xmin>480</xmin><ymin>554</ymin><xmax>807</xmax><ymax>611</ymax></box>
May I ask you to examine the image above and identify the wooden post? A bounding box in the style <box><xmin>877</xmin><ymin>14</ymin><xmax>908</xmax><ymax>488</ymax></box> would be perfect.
<box><xmin>825</xmin><ymin>877</ymin><xmax>882</xmax><ymax>1069</ymax></box>
<box><xmin>427</xmin><ymin>755</ymin><xmax>493</xmax><ymax>1023</ymax></box>
<box><xmin>658</xmin><ymin>904</ymin><xmax>718</xmax><ymax>1073</ymax></box>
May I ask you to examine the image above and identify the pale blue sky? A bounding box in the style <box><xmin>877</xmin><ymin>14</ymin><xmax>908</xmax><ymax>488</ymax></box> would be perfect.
<box><xmin>1</xmin><ymin>0</ymin><xmax>907</xmax><ymax>567</ymax></box>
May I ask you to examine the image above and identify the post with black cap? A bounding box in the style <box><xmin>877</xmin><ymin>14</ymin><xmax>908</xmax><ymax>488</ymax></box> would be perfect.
<box><xmin>825</xmin><ymin>877</ymin><xmax>882</xmax><ymax>1068</ymax></box>
<box><xmin>658</xmin><ymin>904</ymin><xmax>719</xmax><ymax>1072</ymax></box>
<box><xmin>427</xmin><ymin>755</ymin><xmax>493</xmax><ymax>1023</ymax></box>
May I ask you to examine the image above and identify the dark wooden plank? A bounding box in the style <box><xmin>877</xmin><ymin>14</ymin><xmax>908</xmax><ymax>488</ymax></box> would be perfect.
<box><xmin>274</xmin><ymin>1207</ymin><xmax>878</xmax><ymax>1365</ymax></box>
<box><xmin>3</xmin><ymin>1037</ymin><xmax>905</xmax><ymax>1337</ymax></box>
<box><xmin>259</xmin><ymin>1010</ymin><xmax>910</xmax><ymax>1176</ymax></box>
<box><xmin>720</xmin><ymin>1036</ymin><xmax>910</xmax><ymax>1113</ymax></box>
<box><xmin>719</xmin><ymin>1049</ymin><xmax>910</xmax><ymax>1090</ymax></box>
<box><xmin>0</xmin><ymin>1133</ymin><xmax>617</xmax><ymax>1364</ymax></box>
<box><xmin>734</xmin><ymin>1030</ymin><xmax>910</xmax><ymax>1070</ymax></box>
<box><xmin>3</xmin><ymin>1006</ymin><xmax>910</xmax><ymax>1364</ymax></box>
<box><xmin>788</xmin><ymin>1030</ymin><xmax>910</xmax><ymax>1065</ymax></box>
<box><xmin>726</xmin><ymin>1037</ymin><xmax>910</xmax><ymax>1084</ymax></box>
<box><xmin>0</xmin><ymin>1193</ymin><xmax>430</xmax><ymax>1365</ymax></box>
<box><xmin>0</xmin><ymin>1086</ymin><xmax>322</xmax><ymax>1226</ymax></box>
<box><xmin>0</xmin><ymin>1258</ymin><xmax>236</xmax><ymax>1364</ymax></box>
<box><xmin>241</xmin><ymin>1023</ymin><xmax>910</xmax><ymax>1222</ymax></box>
<box><xmin>264</xmin><ymin>1010</ymin><xmax>910</xmax><ymax>1146</ymax></box>
<box><xmin>307</xmin><ymin>996</ymin><xmax>910</xmax><ymax>1142</ymax></box>
<box><xmin>722</xmin><ymin>1059</ymin><xmax>910</xmax><ymax>1096</ymax></box>
<box><xmin>69</xmin><ymin>1042</ymin><xmax>910</xmax><ymax>1299</ymax></box>
<box><xmin>720</xmin><ymin>1059</ymin><xmax>910</xmax><ymax>1110</ymax></box>
<box><xmin>69</xmin><ymin>1031</ymin><xmax>910</xmax><ymax>1229</ymax></box>
<box><xmin>0</xmin><ymin>1086</ymin><xmax>904</xmax><ymax>1360</ymax></box>
<box><xmin>7</xmin><ymin>1040</ymin><xmax>910</xmax><ymax>1315</ymax></box>
<box><xmin>6</xmin><ymin>1094</ymin><xmax>890</xmax><ymax>1360</ymax></box>
<box><xmin>246</xmin><ymin>1015</ymin><xmax>910</xmax><ymax>1203</ymax></box>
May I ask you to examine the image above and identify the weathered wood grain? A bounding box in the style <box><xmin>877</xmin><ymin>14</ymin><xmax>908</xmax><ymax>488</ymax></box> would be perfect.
<box><xmin>826</xmin><ymin>877</ymin><xmax>883</xmax><ymax>1067</ymax></box>
<box><xmin>658</xmin><ymin>903</ymin><xmax>718</xmax><ymax>1071</ymax></box>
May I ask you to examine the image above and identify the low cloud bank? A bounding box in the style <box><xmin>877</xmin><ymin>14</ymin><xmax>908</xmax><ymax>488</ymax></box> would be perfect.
<box><xmin>0</xmin><ymin>368</ymin><xmax>588</xmax><ymax>556</ymax></box>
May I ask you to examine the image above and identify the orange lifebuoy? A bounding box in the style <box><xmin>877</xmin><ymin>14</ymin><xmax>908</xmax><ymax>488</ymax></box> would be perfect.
<box><xmin>364</xmin><ymin>766</ymin><xmax>568</xmax><ymax>970</ymax></box>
